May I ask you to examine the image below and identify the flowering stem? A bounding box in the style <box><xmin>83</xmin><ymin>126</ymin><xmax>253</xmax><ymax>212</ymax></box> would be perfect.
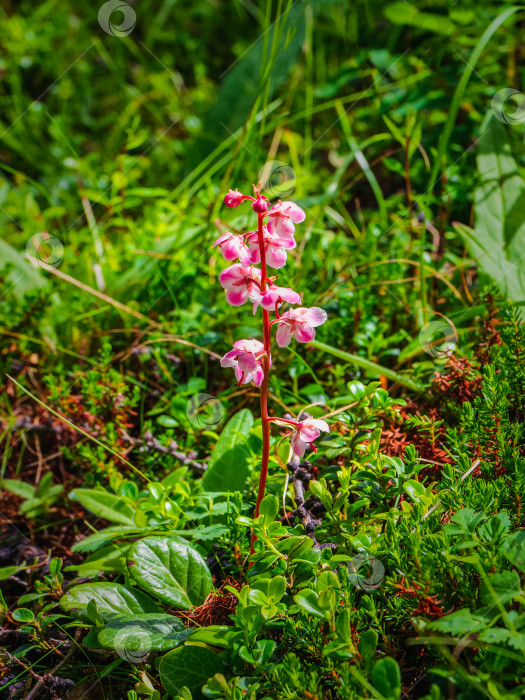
<box><xmin>251</xmin><ymin>213</ymin><xmax>272</xmax><ymax>556</ymax></box>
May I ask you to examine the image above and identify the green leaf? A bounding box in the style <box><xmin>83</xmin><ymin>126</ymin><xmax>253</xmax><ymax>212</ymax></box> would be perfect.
<box><xmin>258</xmin><ymin>494</ymin><xmax>279</xmax><ymax>527</ymax></box>
<box><xmin>384</xmin><ymin>2</ymin><xmax>455</xmax><ymax>35</ymax></box>
<box><xmin>128</xmin><ymin>537</ymin><xmax>212</xmax><ymax>608</ymax></box>
<box><xmin>403</xmin><ymin>480</ymin><xmax>426</xmax><ymax>503</ymax></box>
<box><xmin>59</xmin><ymin>582</ymin><xmax>161</xmax><ymax>621</ymax></box>
<box><xmin>69</xmin><ymin>489</ymin><xmax>137</xmax><ymax>526</ymax></box>
<box><xmin>293</xmin><ymin>589</ymin><xmax>329</xmax><ymax>620</ymax></box>
<box><xmin>372</xmin><ymin>657</ymin><xmax>401</xmax><ymax>699</ymax></box>
<box><xmin>358</xmin><ymin>628</ymin><xmax>378</xmax><ymax>662</ymax></box>
<box><xmin>0</xmin><ymin>563</ymin><xmax>25</xmax><ymax>580</ymax></box>
<box><xmin>457</xmin><ymin>113</ymin><xmax>525</xmax><ymax>303</ymax></box>
<box><xmin>71</xmin><ymin>526</ymin><xmax>144</xmax><ymax>553</ymax></box>
<box><xmin>501</xmin><ymin>531</ymin><xmax>525</xmax><ymax>573</ymax></box>
<box><xmin>64</xmin><ymin>543</ymin><xmax>131</xmax><ymax>575</ymax></box>
<box><xmin>429</xmin><ymin>609</ymin><xmax>485</xmax><ymax>635</ymax></box>
<box><xmin>97</xmin><ymin>614</ymin><xmax>189</xmax><ymax>653</ymax></box>
<box><xmin>0</xmin><ymin>239</ymin><xmax>47</xmax><ymax>297</ymax></box>
<box><xmin>201</xmin><ymin>409</ymin><xmax>254</xmax><ymax>492</ymax></box>
<box><xmin>159</xmin><ymin>645</ymin><xmax>222</xmax><ymax>694</ymax></box>
<box><xmin>1</xmin><ymin>479</ymin><xmax>35</xmax><ymax>500</ymax></box>
<box><xmin>480</xmin><ymin>570</ymin><xmax>522</xmax><ymax>606</ymax></box>
<box><xmin>188</xmin><ymin>626</ymin><xmax>240</xmax><ymax>648</ymax></box>
<box><xmin>478</xmin><ymin>512</ymin><xmax>511</xmax><ymax>545</ymax></box>
<box><xmin>12</xmin><ymin>608</ymin><xmax>35</xmax><ymax>623</ymax></box>
<box><xmin>444</xmin><ymin>508</ymin><xmax>486</xmax><ymax>536</ymax></box>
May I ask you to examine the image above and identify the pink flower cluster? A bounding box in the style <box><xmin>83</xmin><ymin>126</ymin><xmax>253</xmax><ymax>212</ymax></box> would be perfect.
<box><xmin>213</xmin><ymin>185</ymin><xmax>329</xmax><ymax>457</ymax></box>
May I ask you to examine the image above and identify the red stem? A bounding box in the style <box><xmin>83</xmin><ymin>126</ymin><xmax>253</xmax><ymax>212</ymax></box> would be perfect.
<box><xmin>250</xmin><ymin>213</ymin><xmax>272</xmax><ymax>557</ymax></box>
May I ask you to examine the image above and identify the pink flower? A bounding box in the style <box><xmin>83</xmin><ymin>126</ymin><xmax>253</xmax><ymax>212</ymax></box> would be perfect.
<box><xmin>224</xmin><ymin>189</ymin><xmax>251</xmax><ymax>208</ymax></box>
<box><xmin>219</xmin><ymin>263</ymin><xmax>261</xmax><ymax>306</ymax></box>
<box><xmin>266</xmin><ymin>200</ymin><xmax>306</xmax><ymax>239</ymax></box>
<box><xmin>252</xmin><ymin>195</ymin><xmax>269</xmax><ymax>214</ymax></box>
<box><xmin>212</xmin><ymin>232</ymin><xmax>251</xmax><ymax>265</ymax></box>
<box><xmin>290</xmin><ymin>417</ymin><xmax>329</xmax><ymax>457</ymax></box>
<box><xmin>253</xmin><ymin>284</ymin><xmax>301</xmax><ymax>313</ymax></box>
<box><xmin>247</xmin><ymin>227</ymin><xmax>296</xmax><ymax>269</ymax></box>
<box><xmin>220</xmin><ymin>339</ymin><xmax>266</xmax><ymax>387</ymax></box>
<box><xmin>275</xmin><ymin>306</ymin><xmax>327</xmax><ymax>347</ymax></box>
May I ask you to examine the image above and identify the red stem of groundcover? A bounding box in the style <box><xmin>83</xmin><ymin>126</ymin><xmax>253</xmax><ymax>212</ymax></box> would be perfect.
<box><xmin>250</xmin><ymin>212</ymin><xmax>271</xmax><ymax>557</ymax></box>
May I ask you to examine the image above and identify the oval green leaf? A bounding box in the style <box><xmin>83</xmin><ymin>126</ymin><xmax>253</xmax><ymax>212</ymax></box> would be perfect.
<box><xmin>128</xmin><ymin>537</ymin><xmax>212</xmax><ymax>608</ymax></box>
<box><xmin>59</xmin><ymin>582</ymin><xmax>161</xmax><ymax>621</ymax></box>
<box><xmin>97</xmin><ymin>613</ymin><xmax>190</xmax><ymax>653</ymax></box>
<box><xmin>159</xmin><ymin>644</ymin><xmax>222</xmax><ymax>694</ymax></box>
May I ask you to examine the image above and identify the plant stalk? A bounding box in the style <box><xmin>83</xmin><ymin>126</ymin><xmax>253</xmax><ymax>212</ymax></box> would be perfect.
<box><xmin>251</xmin><ymin>212</ymin><xmax>272</xmax><ymax>556</ymax></box>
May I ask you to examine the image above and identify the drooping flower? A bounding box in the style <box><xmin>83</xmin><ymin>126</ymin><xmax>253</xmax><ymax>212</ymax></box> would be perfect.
<box><xmin>247</xmin><ymin>227</ymin><xmax>296</xmax><ymax>269</ymax></box>
<box><xmin>253</xmin><ymin>284</ymin><xmax>301</xmax><ymax>313</ymax></box>
<box><xmin>224</xmin><ymin>189</ymin><xmax>251</xmax><ymax>209</ymax></box>
<box><xmin>290</xmin><ymin>417</ymin><xmax>329</xmax><ymax>457</ymax></box>
<box><xmin>220</xmin><ymin>339</ymin><xmax>267</xmax><ymax>387</ymax></box>
<box><xmin>275</xmin><ymin>306</ymin><xmax>327</xmax><ymax>347</ymax></box>
<box><xmin>252</xmin><ymin>194</ymin><xmax>269</xmax><ymax>214</ymax></box>
<box><xmin>219</xmin><ymin>264</ymin><xmax>261</xmax><ymax>306</ymax></box>
<box><xmin>212</xmin><ymin>232</ymin><xmax>251</xmax><ymax>265</ymax></box>
<box><xmin>266</xmin><ymin>200</ymin><xmax>306</xmax><ymax>239</ymax></box>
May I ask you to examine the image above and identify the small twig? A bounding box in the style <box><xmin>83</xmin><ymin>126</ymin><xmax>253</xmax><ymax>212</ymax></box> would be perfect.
<box><xmin>123</xmin><ymin>430</ymin><xmax>206</xmax><ymax>473</ymax></box>
<box><xmin>23</xmin><ymin>628</ymin><xmax>82</xmax><ymax>700</ymax></box>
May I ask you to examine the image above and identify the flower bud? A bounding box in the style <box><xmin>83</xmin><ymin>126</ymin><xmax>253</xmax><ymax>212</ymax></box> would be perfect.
<box><xmin>252</xmin><ymin>196</ymin><xmax>269</xmax><ymax>214</ymax></box>
<box><xmin>224</xmin><ymin>189</ymin><xmax>246</xmax><ymax>208</ymax></box>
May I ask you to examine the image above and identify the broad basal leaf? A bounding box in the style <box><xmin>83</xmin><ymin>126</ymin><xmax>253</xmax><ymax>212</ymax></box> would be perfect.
<box><xmin>159</xmin><ymin>644</ymin><xmax>222</xmax><ymax>695</ymax></box>
<box><xmin>201</xmin><ymin>409</ymin><xmax>254</xmax><ymax>492</ymax></box>
<box><xmin>455</xmin><ymin>113</ymin><xmax>525</xmax><ymax>303</ymax></box>
<box><xmin>128</xmin><ymin>537</ymin><xmax>212</xmax><ymax>608</ymax></box>
<box><xmin>59</xmin><ymin>582</ymin><xmax>160</xmax><ymax>621</ymax></box>
<box><xmin>97</xmin><ymin>613</ymin><xmax>190</xmax><ymax>653</ymax></box>
<box><xmin>69</xmin><ymin>489</ymin><xmax>138</xmax><ymax>526</ymax></box>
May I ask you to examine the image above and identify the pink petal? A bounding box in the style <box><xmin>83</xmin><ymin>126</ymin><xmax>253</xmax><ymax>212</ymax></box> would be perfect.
<box><xmin>291</xmin><ymin>434</ymin><xmax>307</xmax><ymax>457</ymax></box>
<box><xmin>266</xmin><ymin>245</ymin><xmax>287</xmax><ymax>269</ymax></box>
<box><xmin>220</xmin><ymin>349</ymin><xmax>238</xmax><ymax>367</ymax></box>
<box><xmin>276</xmin><ymin>323</ymin><xmax>293</xmax><ymax>348</ymax></box>
<box><xmin>237</xmin><ymin>353</ymin><xmax>257</xmax><ymax>372</ymax></box>
<box><xmin>293</xmin><ymin>324</ymin><xmax>316</xmax><ymax>343</ymax></box>
<box><xmin>252</xmin><ymin>365</ymin><xmax>265</xmax><ymax>387</ymax></box>
<box><xmin>277</xmin><ymin>286</ymin><xmax>301</xmax><ymax>305</ymax></box>
<box><xmin>212</xmin><ymin>233</ymin><xmax>230</xmax><ymax>247</ymax></box>
<box><xmin>309</xmin><ymin>418</ymin><xmax>329</xmax><ymax>433</ymax></box>
<box><xmin>282</xmin><ymin>201</ymin><xmax>306</xmax><ymax>223</ymax></box>
<box><xmin>243</xmin><ymin>339</ymin><xmax>265</xmax><ymax>354</ymax></box>
<box><xmin>226</xmin><ymin>288</ymin><xmax>249</xmax><ymax>306</ymax></box>
<box><xmin>302</xmin><ymin>307</ymin><xmax>327</xmax><ymax>327</ymax></box>
<box><xmin>219</xmin><ymin>264</ymin><xmax>244</xmax><ymax>289</ymax></box>
<box><xmin>299</xmin><ymin>425</ymin><xmax>321</xmax><ymax>442</ymax></box>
